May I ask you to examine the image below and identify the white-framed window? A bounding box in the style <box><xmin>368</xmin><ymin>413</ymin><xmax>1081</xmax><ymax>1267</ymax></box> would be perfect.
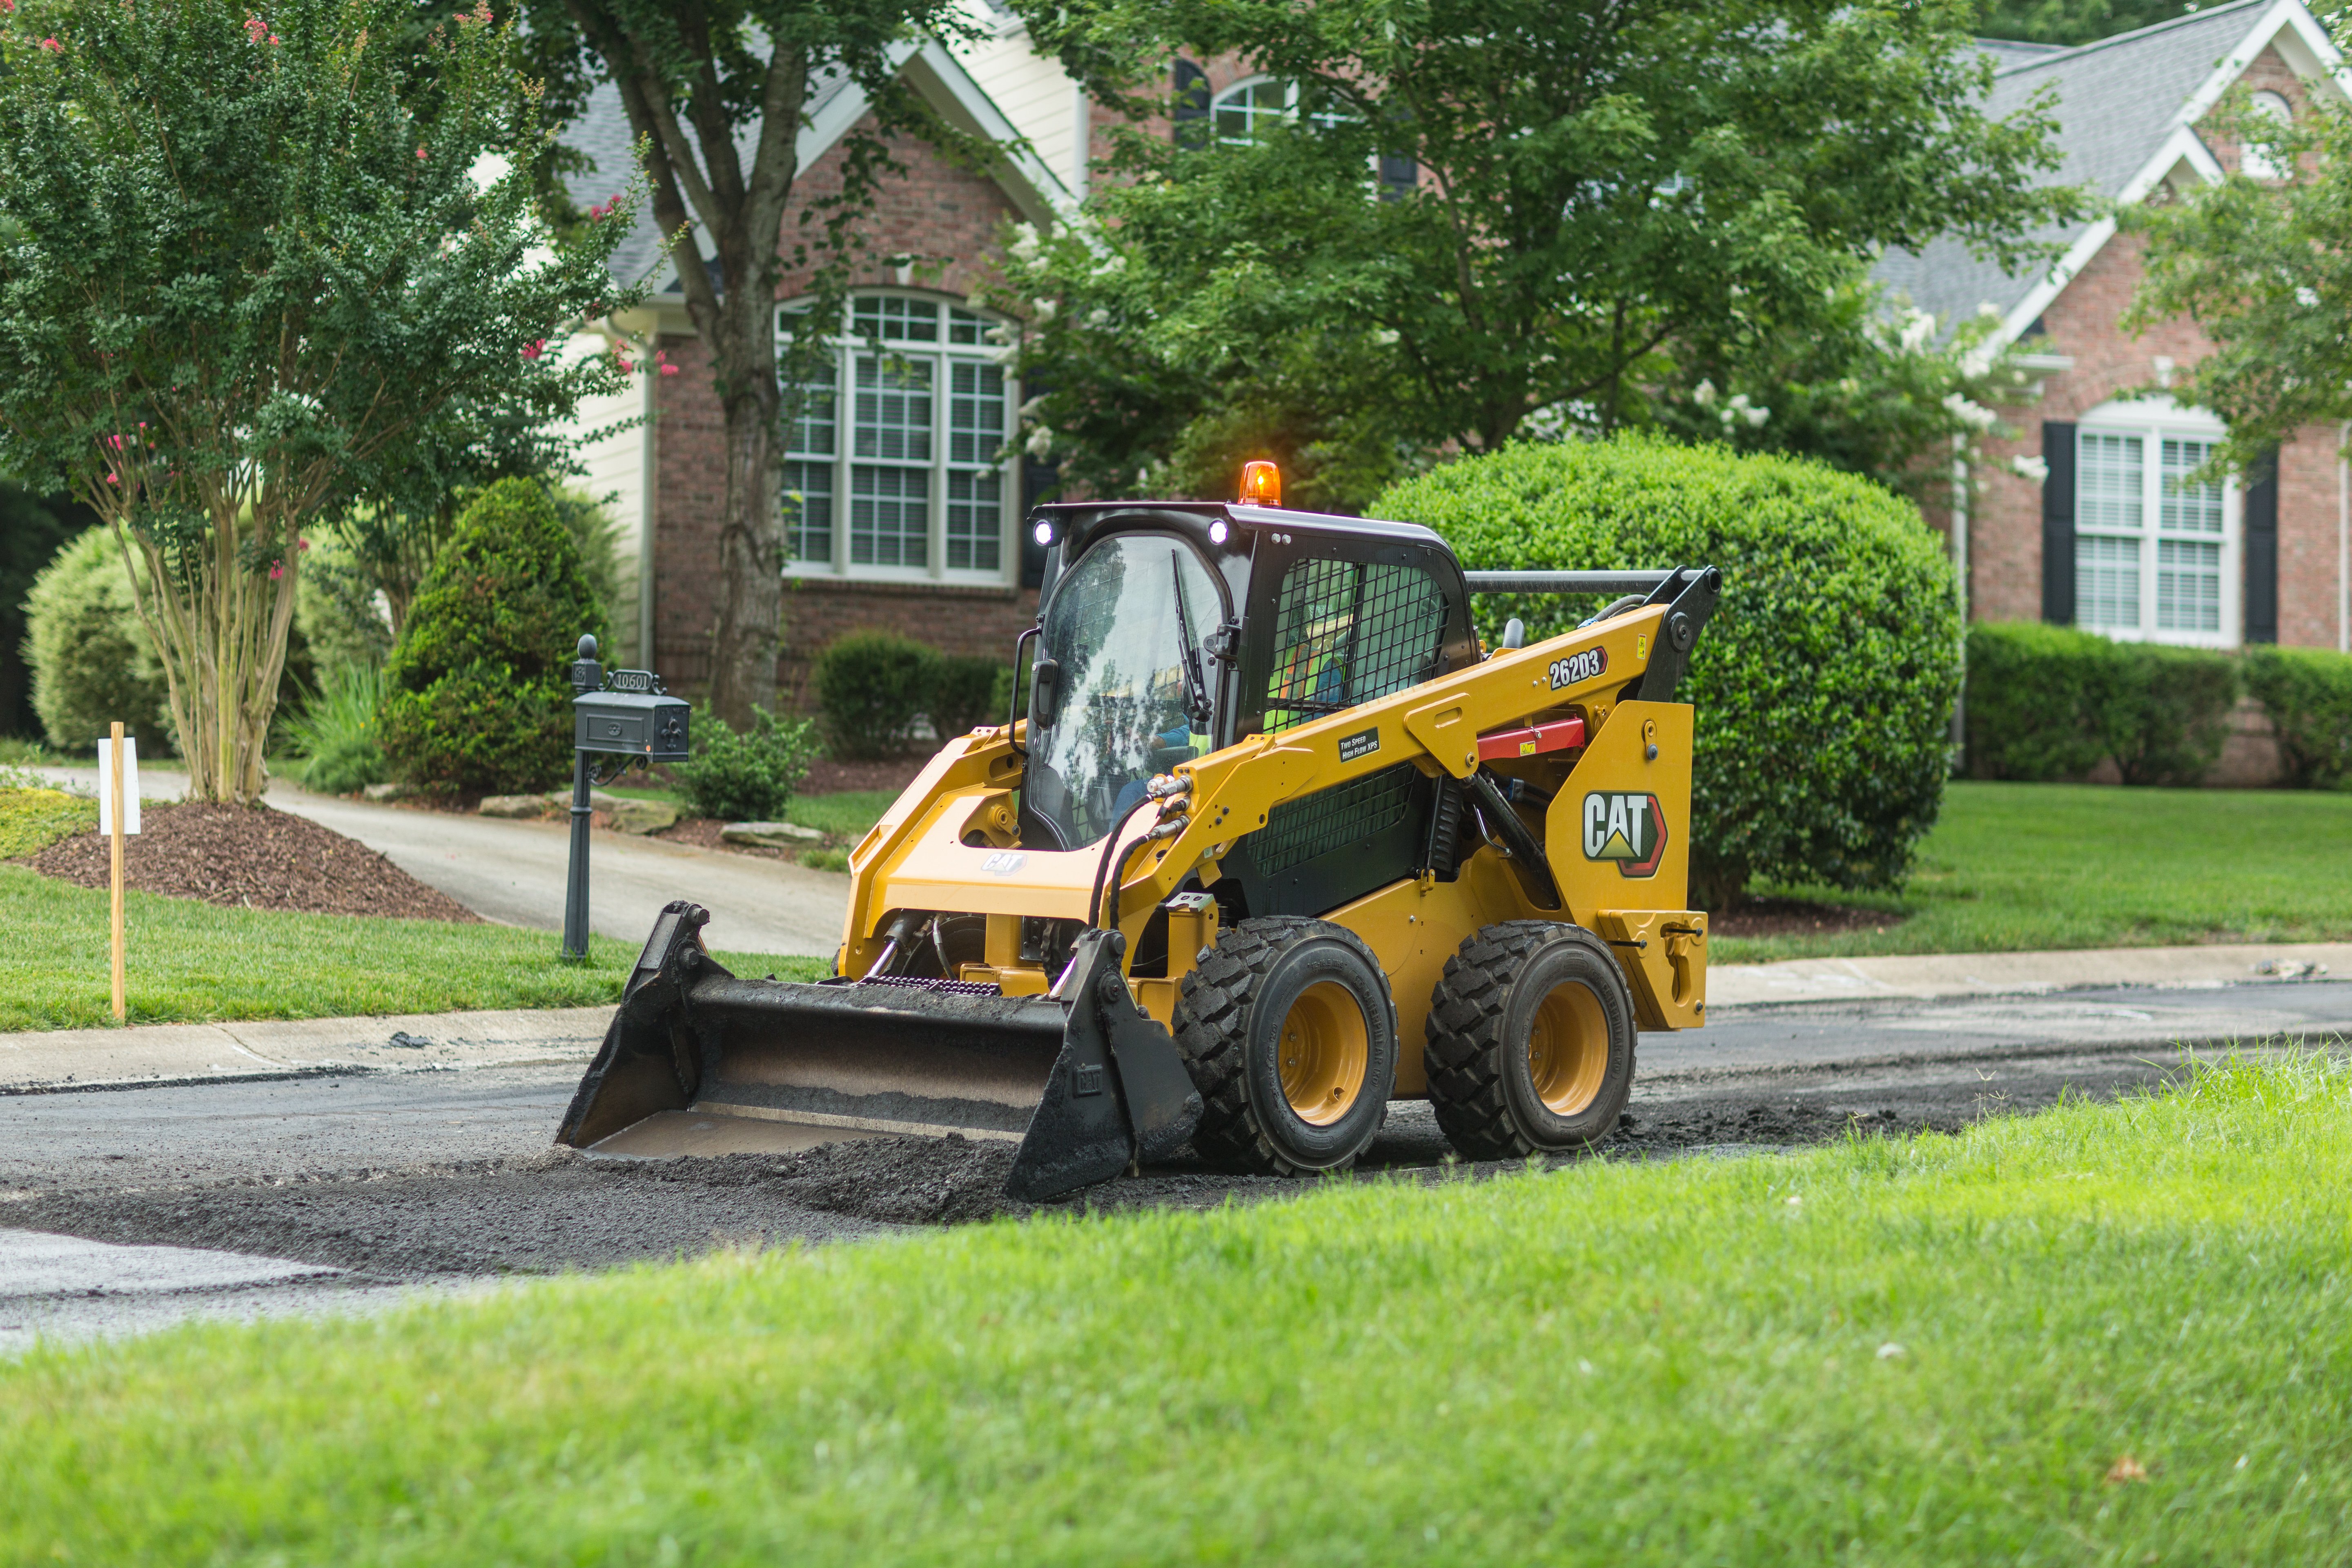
<box><xmin>1211</xmin><ymin>75</ymin><xmax>1354</xmax><ymax>145</ymax></box>
<box><xmin>780</xmin><ymin>291</ymin><xmax>1015</xmax><ymax>584</ymax></box>
<box><xmin>2241</xmin><ymin>89</ymin><xmax>2294</xmax><ymax>181</ymax></box>
<box><xmin>2073</xmin><ymin>399</ymin><xmax>2238</xmax><ymax>646</ymax></box>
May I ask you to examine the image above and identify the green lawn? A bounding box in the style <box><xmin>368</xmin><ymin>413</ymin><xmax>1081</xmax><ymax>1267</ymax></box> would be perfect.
<box><xmin>1717</xmin><ymin>781</ymin><xmax>2352</xmax><ymax>963</ymax></box>
<box><xmin>0</xmin><ymin>866</ymin><xmax>828</xmax><ymax>1031</ymax></box>
<box><xmin>4</xmin><ymin>1053</ymin><xmax>2347</xmax><ymax>1562</ymax></box>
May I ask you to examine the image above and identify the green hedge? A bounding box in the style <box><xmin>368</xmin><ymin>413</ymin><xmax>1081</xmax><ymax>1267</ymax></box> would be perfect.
<box><xmin>1964</xmin><ymin>624</ymin><xmax>2247</xmax><ymax>787</ymax></box>
<box><xmin>670</xmin><ymin>707</ymin><xmax>819</xmax><ymax>822</ymax></box>
<box><xmin>2243</xmin><ymin>646</ymin><xmax>2352</xmax><ymax>789</ymax></box>
<box><xmin>812</xmin><ymin>631</ymin><xmax>1009</xmax><ymax>760</ymax></box>
<box><xmin>21</xmin><ymin>527</ymin><xmax>174</xmax><ymax>753</ymax></box>
<box><xmin>379</xmin><ymin>479</ymin><xmax>608</xmax><ymax>795</ymax></box>
<box><xmin>1376</xmin><ymin>435</ymin><xmax>1959</xmax><ymax>907</ymax></box>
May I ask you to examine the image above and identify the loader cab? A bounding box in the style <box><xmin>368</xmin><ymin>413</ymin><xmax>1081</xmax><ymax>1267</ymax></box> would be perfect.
<box><xmin>1021</xmin><ymin>502</ymin><xmax>1481</xmax><ymax>918</ymax></box>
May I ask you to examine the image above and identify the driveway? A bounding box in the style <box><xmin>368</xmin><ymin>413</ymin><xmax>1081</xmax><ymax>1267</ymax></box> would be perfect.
<box><xmin>25</xmin><ymin>765</ymin><xmax>847</xmax><ymax>958</ymax></box>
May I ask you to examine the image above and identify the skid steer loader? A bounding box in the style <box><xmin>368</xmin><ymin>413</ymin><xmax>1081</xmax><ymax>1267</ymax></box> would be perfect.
<box><xmin>558</xmin><ymin>465</ymin><xmax>1721</xmax><ymax>1199</ymax></box>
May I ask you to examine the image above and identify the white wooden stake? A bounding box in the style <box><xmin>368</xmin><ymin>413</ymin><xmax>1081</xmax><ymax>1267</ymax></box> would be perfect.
<box><xmin>108</xmin><ymin>720</ymin><xmax>125</xmax><ymax>1022</ymax></box>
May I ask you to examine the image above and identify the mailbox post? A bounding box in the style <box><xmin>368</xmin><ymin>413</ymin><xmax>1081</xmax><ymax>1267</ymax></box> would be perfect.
<box><xmin>562</xmin><ymin>634</ymin><xmax>691</xmax><ymax>960</ymax></box>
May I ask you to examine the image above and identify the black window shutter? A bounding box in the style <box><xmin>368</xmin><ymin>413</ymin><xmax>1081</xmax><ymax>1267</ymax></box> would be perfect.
<box><xmin>1172</xmin><ymin>60</ymin><xmax>1209</xmax><ymax>147</ymax></box>
<box><xmin>2244</xmin><ymin>448</ymin><xmax>2279</xmax><ymax>644</ymax></box>
<box><xmin>2041</xmin><ymin>422</ymin><xmax>2076</xmax><ymax>624</ymax></box>
<box><xmin>1377</xmin><ymin>152</ymin><xmax>1417</xmax><ymax>200</ymax></box>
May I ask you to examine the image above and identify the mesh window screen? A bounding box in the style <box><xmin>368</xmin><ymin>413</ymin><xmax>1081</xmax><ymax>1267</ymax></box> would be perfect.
<box><xmin>1262</xmin><ymin>557</ymin><xmax>1446</xmax><ymax>732</ymax></box>
<box><xmin>1254</xmin><ymin>763</ymin><xmax>1419</xmax><ymax>875</ymax></box>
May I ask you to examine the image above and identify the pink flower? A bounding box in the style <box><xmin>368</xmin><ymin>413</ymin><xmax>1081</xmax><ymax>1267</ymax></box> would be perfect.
<box><xmin>105</xmin><ymin>433</ymin><xmax>122</xmax><ymax>449</ymax></box>
<box><xmin>244</xmin><ymin>15</ymin><xmax>265</xmax><ymax>42</ymax></box>
<box><xmin>268</xmin><ymin>560</ymin><xmax>283</xmax><ymax>580</ymax></box>
<box><xmin>297</xmin><ymin>537</ymin><xmax>311</xmax><ymax>552</ymax></box>
<box><xmin>617</xmin><ymin>357</ymin><xmax>634</xmax><ymax>374</ymax></box>
<box><xmin>660</xmin><ymin>363</ymin><xmax>679</xmax><ymax>376</ymax></box>
<box><xmin>269</xmin><ymin>33</ymin><xmax>279</xmax><ymax>44</ymax></box>
<box><xmin>655</xmin><ymin>350</ymin><xmax>678</xmax><ymax>377</ymax></box>
<box><xmin>104</xmin><ymin>471</ymin><xmax>117</xmax><ymax>484</ymax></box>
<box><xmin>38</xmin><ymin>35</ymin><xmax>60</xmax><ymax>51</ymax></box>
<box><xmin>521</xmin><ymin>338</ymin><xmax>546</xmax><ymax>360</ymax></box>
<box><xmin>415</xmin><ymin>147</ymin><xmax>428</xmax><ymax>161</ymax></box>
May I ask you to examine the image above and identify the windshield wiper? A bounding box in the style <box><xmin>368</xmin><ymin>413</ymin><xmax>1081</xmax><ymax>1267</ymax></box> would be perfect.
<box><xmin>1169</xmin><ymin>550</ymin><xmax>1213</xmax><ymax>730</ymax></box>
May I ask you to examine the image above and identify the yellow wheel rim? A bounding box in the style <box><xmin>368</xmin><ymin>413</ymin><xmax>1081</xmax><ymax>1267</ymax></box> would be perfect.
<box><xmin>1277</xmin><ymin>980</ymin><xmax>1369</xmax><ymax>1127</ymax></box>
<box><xmin>1527</xmin><ymin>981</ymin><xmax>1609</xmax><ymax>1117</ymax></box>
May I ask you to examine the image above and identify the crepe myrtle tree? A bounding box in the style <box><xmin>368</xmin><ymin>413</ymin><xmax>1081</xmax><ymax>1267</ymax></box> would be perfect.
<box><xmin>521</xmin><ymin>0</ymin><xmax>992</xmax><ymax>727</ymax></box>
<box><xmin>1007</xmin><ymin>0</ymin><xmax>2093</xmax><ymax>510</ymax></box>
<box><xmin>0</xmin><ymin>0</ymin><xmax>642</xmax><ymax>804</ymax></box>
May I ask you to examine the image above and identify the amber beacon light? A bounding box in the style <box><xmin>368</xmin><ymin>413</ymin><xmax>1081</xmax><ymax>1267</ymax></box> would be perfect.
<box><xmin>1238</xmin><ymin>459</ymin><xmax>1282</xmax><ymax>508</ymax></box>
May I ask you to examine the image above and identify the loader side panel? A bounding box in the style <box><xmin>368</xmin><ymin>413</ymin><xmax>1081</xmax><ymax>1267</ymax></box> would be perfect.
<box><xmin>1218</xmin><ymin>761</ymin><xmax>1435</xmax><ymax>918</ymax></box>
<box><xmin>1548</xmin><ymin>700</ymin><xmax>1695</xmax><ymax>927</ymax></box>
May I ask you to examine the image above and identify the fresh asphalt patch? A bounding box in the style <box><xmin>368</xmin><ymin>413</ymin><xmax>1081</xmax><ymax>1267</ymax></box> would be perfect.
<box><xmin>6</xmin><ymin>980</ymin><xmax>2350</xmax><ymax>1348</ymax></box>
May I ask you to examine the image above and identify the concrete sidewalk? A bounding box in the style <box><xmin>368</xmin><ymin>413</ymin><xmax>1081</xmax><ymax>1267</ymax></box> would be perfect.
<box><xmin>0</xmin><ymin>1006</ymin><xmax>610</xmax><ymax>1094</ymax></box>
<box><xmin>1708</xmin><ymin>942</ymin><xmax>2347</xmax><ymax>1007</ymax></box>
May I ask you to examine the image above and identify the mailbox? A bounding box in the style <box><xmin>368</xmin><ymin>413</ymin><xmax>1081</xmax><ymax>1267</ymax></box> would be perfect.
<box><xmin>573</xmin><ymin>668</ymin><xmax>689</xmax><ymax>762</ymax></box>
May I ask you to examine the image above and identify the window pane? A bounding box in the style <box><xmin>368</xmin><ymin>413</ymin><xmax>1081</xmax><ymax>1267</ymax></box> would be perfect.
<box><xmin>2160</xmin><ymin>439</ymin><xmax>2224</xmax><ymax>534</ymax></box>
<box><xmin>851</xmin><ymin>296</ymin><xmax>938</xmax><ymax>343</ymax></box>
<box><xmin>854</xmin><ymin>356</ymin><xmax>933</xmax><ymax>463</ymax></box>
<box><xmin>784</xmin><ymin>460</ymin><xmax>833</xmax><ymax>564</ymax></box>
<box><xmin>2076</xmin><ymin>534</ymin><xmax>2141</xmax><ymax>630</ymax></box>
<box><xmin>2157</xmin><ymin>538</ymin><xmax>2223</xmax><ymax>632</ymax></box>
<box><xmin>2078</xmin><ymin>432</ymin><xmax>2143</xmax><ymax>531</ymax></box>
<box><xmin>1215</xmin><ymin>80</ymin><xmax>1287</xmax><ymax>145</ymax></box>
<box><xmin>948</xmin><ymin>307</ymin><xmax>987</xmax><ymax>346</ymax></box>
<box><xmin>786</xmin><ymin>359</ymin><xmax>836</xmax><ymax>457</ymax></box>
<box><xmin>946</xmin><ymin>470</ymin><xmax>1001</xmax><ymax>572</ymax></box>
<box><xmin>949</xmin><ymin>361</ymin><xmax>1005</xmax><ymax>466</ymax></box>
<box><xmin>1262</xmin><ymin>558</ymin><xmax>1446</xmax><ymax>731</ymax></box>
<box><xmin>850</xmin><ymin>466</ymin><xmax>927</xmax><ymax>568</ymax></box>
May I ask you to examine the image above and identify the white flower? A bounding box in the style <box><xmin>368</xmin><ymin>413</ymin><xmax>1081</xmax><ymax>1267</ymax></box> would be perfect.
<box><xmin>1959</xmin><ymin>346</ymin><xmax>1994</xmax><ymax>379</ymax></box>
<box><xmin>1024</xmin><ymin>425</ymin><xmax>1054</xmax><ymax>459</ymax></box>
<box><xmin>1692</xmin><ymin>379</ymin><xmax>1717</xmax><ymax>408</ymax></box>
<box><xmin>1899</xmin><ymin>308</ymin><xmax>1936</xmax><ymax>354</ymax></box>
<box><xmin>1031</xmin><ymin>296</ymin><xmax>1057</xmax><ymax>322</ymax></box>
<box><xmin>1017</xmin><ymin>394</ymin><xmax>1049</xmax><ymax>422</ymax></box>
<box><xmin>2009</xmin><ymin>453</ymin><xmax>2049</xmax><ymax>482</ymax></box>
<box><xmin>1008</xmin><ymin>222</ymin><xmax>1040</xmax><ymax>264</ymax></box>
<box><xmin>1092</xmin><ymin>252</ymin><xmax>1127</xmax><ymax>278</ymax></box>
<box><xmin>2297</xmin><ymin>285</ymin><xmax>2321</xmax><ymax>308</ymax></box>
<box><xmin>1371</xmin><ymin>327</ymin><xmax>1399</xmax><ymax>346</ymax></box>
<box><xmin>982</xmin><ymin>324</ymin><xmax>1016</xmax><ymax>346</ymax></box>
<box><xmin>989</xmin><ymin>343</ymin><xmax>1021</xmax><ymax>367</ymax></box>
<box><xmin>1086</xmin><ymin>307</ymin><xmax>1110</xmax><ymax>329</ymax></box>
<box><xmin>1977</xmin><ymin>301</ymin><xmax>2002</xmax><ymax>320</ymax></box>
<box><xmin>1942</xmin><ymin>392</ymin><xmax>1996</xmax><ymax>431</ymax></box>
<box><xmin>1744</xmin><ymin>403</ymin><xmax>1770</xmax><ymax>428</ymax></box>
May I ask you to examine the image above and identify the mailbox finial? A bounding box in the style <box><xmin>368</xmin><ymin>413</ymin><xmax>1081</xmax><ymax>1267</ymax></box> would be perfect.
<box><xmin>576</xmin><ymin>634</ymin><xmax>599</xmax><ymax>660</ymax></box>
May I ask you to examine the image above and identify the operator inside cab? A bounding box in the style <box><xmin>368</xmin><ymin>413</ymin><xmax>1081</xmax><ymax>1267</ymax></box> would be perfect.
<box><xmin>1021</xmin><ymin>531</ymin><xmax>1224</xmax><ymax>851</ymax></box>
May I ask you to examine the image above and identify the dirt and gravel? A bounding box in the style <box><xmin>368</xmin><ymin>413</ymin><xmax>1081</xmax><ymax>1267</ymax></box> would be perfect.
<box><xmin>0</xmin><ymin>1044</ymin><xmax>2204</xmax><ymax>1283</ymax></box>
<box><xmin>24</xmin><ymin>802</ymin><xmax>479</xmax><ymax>921</ymax></box>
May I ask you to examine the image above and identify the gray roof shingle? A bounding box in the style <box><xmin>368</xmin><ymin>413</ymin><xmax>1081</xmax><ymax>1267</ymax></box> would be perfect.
<box><xmin>1878</xmin><ymin>0</ymin><xmax>2273</xmax><ymax>334</ymax></box>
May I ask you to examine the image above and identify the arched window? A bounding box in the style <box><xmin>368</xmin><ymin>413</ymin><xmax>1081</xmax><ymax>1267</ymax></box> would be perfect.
<box><xmin>776</xmin><ymin>291</ymin><xmax>1015</xmax><ymax>582</ymax></box>
<box><xmin>2241</xmin><ymin>90</ymin><xmax>2294</xmax><ymax>181</ymax></box>
<box><xmin>1213</xmin><ymin>76</ymin><xmax>1291</xmax><ymax>145</ymax></box>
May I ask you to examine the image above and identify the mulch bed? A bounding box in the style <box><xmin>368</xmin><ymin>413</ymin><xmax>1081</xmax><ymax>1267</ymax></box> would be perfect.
<box><xmin>24</xmin><ymin>802</ymin><xmax>480</xmax><ymax>922</ymax></box>
<box><xmin>801</xmin><ymin>756</ymin><xmax>925</xmax><ymax>794</ymax></box>
<box><xmin>1706</xmin><ymin>896</ymin><xmax>1902</xmax><ymax>940</ymax></box>
<box><xmin>653</xmin><ymin>816</ymin><xmax>795</xmax><ymax>861</ymax></box>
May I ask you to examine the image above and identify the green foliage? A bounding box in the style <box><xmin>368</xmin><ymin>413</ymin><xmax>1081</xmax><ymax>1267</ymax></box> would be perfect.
<box><xmin>930</xmin><ymin>653</ymin><xmax>1007</xmax><ymax>742</ymax></box>
<box><xmin>1963</xmin><ymin>622</ymin><xmax>2122</xmax><ymax>782</ymax></box>
<box><xmin>2242</xmin><ymin>646</ymin><xmax>2352</xmax><ymax>790</ymax></box>
<box><xmin>21</xmin><ymin>527</ymin><xmax>173</xmax><ymax>753</ymax></box>
<box><xmin>1004</xmin><ymin>0</ymin><xmax>2090</xmax><ymax>509</ymax></box>
<box><xmin>0</xmin><ymin>785</ymin><xmax>96</xmax><ymax>859</ymax></box>
<box><xmin>549</xmin><ymin>487</ymin><xmax>636</xmax><ymax>662</ymax></box>
<box><xmin>812</xmin><ymin>631</ymin><xmax>938</xmax><ymax>760</ymax></box>
<box><xmin>1963</xmin><ymin>624</ymin><xmax>2240</xmax><ymax>786</ymax></box>
<box><xmin>10</xmin><ymin>1055</ymin><xmax>2352</xmax><ymax>1561</ymax></box>
<box><xmin>0</xmin><ymin>0</ymin><xmax>640</xmax><ymax>802</ymax></box>
<box><xmin>1976</xmin><ymin>0</ymin><xmax>2201</xmax><ymax>46</ymax></box>
<box><xmin>379</xmin><ymin>479</ymin><xmax>608</xmax><ymax>795</ymax></box>
<box><xmin>1376</xmin><ymin>436</ymin><xmax>1960</xmax><ymax>907</ymax></box>
<box><xmin>281</xmin><ymin>664</ymin><xmax>389</xmax><ymax>795</ymax></box>
<box><xmin>670</xmin><ymin>707</ymin><xmax>818</xmax><ymax>822</ymax></box>
<box><xmin>293</xmin><ymin>530</ymin><xmax>395</xmax><ymax>682</ymax></box>
<box><xmin>0</xmin><ymin>481</ymin><xmax>86</xmax><ymax>738</ymax></box>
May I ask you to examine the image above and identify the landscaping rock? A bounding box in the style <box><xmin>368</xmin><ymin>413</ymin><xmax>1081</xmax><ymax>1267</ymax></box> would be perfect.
<box><xmin>542</xmin><ymin>788</ymin><xmax>622</xmax><ymax>811</ymax></box>
<box><xmin>361</xmin><ymin>782</ymin><xmax>413</xmax><ymax>802</ymax></box>
<box><xmin>610</xmin><ymin>798</ymin><xmax>679</xmax><ymax>835</ymax></box>
<box><xmin>723</xmin><ymin>820</ymin><xmax>825</xmax><ymax>848</ymax></box>
<box><xmin>479</xmin><ymin>794</ymin><xmax>550</xmax><ymax>819</ymax></box>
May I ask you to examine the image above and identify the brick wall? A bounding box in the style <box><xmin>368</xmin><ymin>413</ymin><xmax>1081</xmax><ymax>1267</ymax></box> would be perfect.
<box><xmin>1968</xmin><ymin>42</ymin><xmax>2346</xmax><ymax>651</ymax></box>
<box><xmin>647</xmin><ymin>115</ymin><xmax>1039</xmax><ymax>711</ymax></box>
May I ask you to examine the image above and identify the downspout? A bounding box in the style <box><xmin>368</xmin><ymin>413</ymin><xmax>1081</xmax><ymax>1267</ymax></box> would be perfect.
<box><xmin>1949</xmin><ymin>434</ymin><xmax>1970</xmax><ymax>759</ymax></box>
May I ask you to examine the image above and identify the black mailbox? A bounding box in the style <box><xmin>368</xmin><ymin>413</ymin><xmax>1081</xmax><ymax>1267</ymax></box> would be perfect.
<box><xmin>573</xmin><ymin>668</ymin><xmax>689</xmax><ymax>761</ymax></box>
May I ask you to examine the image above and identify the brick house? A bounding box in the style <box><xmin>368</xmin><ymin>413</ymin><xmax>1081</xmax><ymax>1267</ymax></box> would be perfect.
<box><xmin>1882</xmin><ymin>0</ymin><xmax>2351</xmax><ymax>656</ymax></box>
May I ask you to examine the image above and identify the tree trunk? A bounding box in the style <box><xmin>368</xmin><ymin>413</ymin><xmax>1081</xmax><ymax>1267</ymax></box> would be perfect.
<box><xmin>707</xmin><ymin>364</ymin><xmax>782</xmax><ymax>727</ymax></box>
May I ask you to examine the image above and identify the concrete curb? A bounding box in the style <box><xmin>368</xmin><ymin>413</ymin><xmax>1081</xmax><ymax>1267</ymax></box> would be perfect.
<box><xmin>0</xmin><ymin>1006</ymin><xmax>611</xmax><ymax>1094</ymax></box>
<box><xmin>1708</xmin><ymin>942</ymin><xmax>2352</xmax><ymax>1009</ymax></box>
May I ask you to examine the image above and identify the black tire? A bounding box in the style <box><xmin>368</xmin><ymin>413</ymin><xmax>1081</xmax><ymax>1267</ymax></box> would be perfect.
<box><xmin>1174</xmin><ymin>916</ymin><xmax>1398</xmax><ymax>1175</ymax></box>
<box><xmin>1425</xmin><ymin>921</ymin><xmax>1636</xmax><ymax>1160</ymax></box>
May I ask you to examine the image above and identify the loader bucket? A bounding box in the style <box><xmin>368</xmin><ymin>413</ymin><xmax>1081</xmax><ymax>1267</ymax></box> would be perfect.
<box><xmin>556</xmin><ymin>902</ymin><xmax>1203</xmax><ymax>1201</ymax></box>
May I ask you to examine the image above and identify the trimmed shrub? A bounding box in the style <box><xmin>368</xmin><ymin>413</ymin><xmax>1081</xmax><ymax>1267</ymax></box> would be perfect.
<box><xmin>813</xmin><ymin>631</ymin><xmax>938</xmax><ymax>759</ymax></box>
<box><xmin>2244</xmin><ymin>646</ymin><xmax>2352</xmax><ymax>789</ymax></box>
<box><xmin>2105</xmin><ymin>643</ymin><xmax>2239</xmax><ymax>786</ymax></box>
<box><xmin>1375</xmin><ymin>435</ymin><xmax>1959</xmax><ymax>908</ymax></box>
<box><xmin>21</xmin><ymin>527</ymin><xmax>174</xmax><ymax>753</ymax></box>
<box><xmin>379</xmin><ymin>479</ymin><xmax>608</xmax><ymax>795</ymax></box>
<box><xmin>1963</xmin><ymin>622</ymin><xmax>2118</xmax><ymax>782</ymax></box>
<box><xmin>931</xmin><ymin>653</ymin><xmax>1006</xmax><ymax>740</ymax></box>
<box><xmin>0</xmin><ymin>785</ymin><xmax>97</xmax><ymax>859</ymax></box>
<box><xmin>282</xmin><ymin>663</ymin><xmax>388</xmax><ymax>795</ymax></box>
<box><xmin>670</xmin><ymin>707</ymin><xmax>820</xmax><ymax>822</ymax></box>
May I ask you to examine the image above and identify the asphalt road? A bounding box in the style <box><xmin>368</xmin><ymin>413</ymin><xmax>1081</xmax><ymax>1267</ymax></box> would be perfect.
<box><xmin>9</xmin><ymin>978</ymin><xmax>2350</xmax><ymax>1352</ymax></box>
<box><xmin>28</xmin><ymin>766</ymin><xmax>849</xmax><ymax>957</ymax></box>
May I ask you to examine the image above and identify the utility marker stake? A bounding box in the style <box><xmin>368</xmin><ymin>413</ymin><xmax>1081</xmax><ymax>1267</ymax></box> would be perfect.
<box><xmin>100</xmin><ymin>720</ymin><xmax>136</xmax><ymax>1022</ymax></box>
